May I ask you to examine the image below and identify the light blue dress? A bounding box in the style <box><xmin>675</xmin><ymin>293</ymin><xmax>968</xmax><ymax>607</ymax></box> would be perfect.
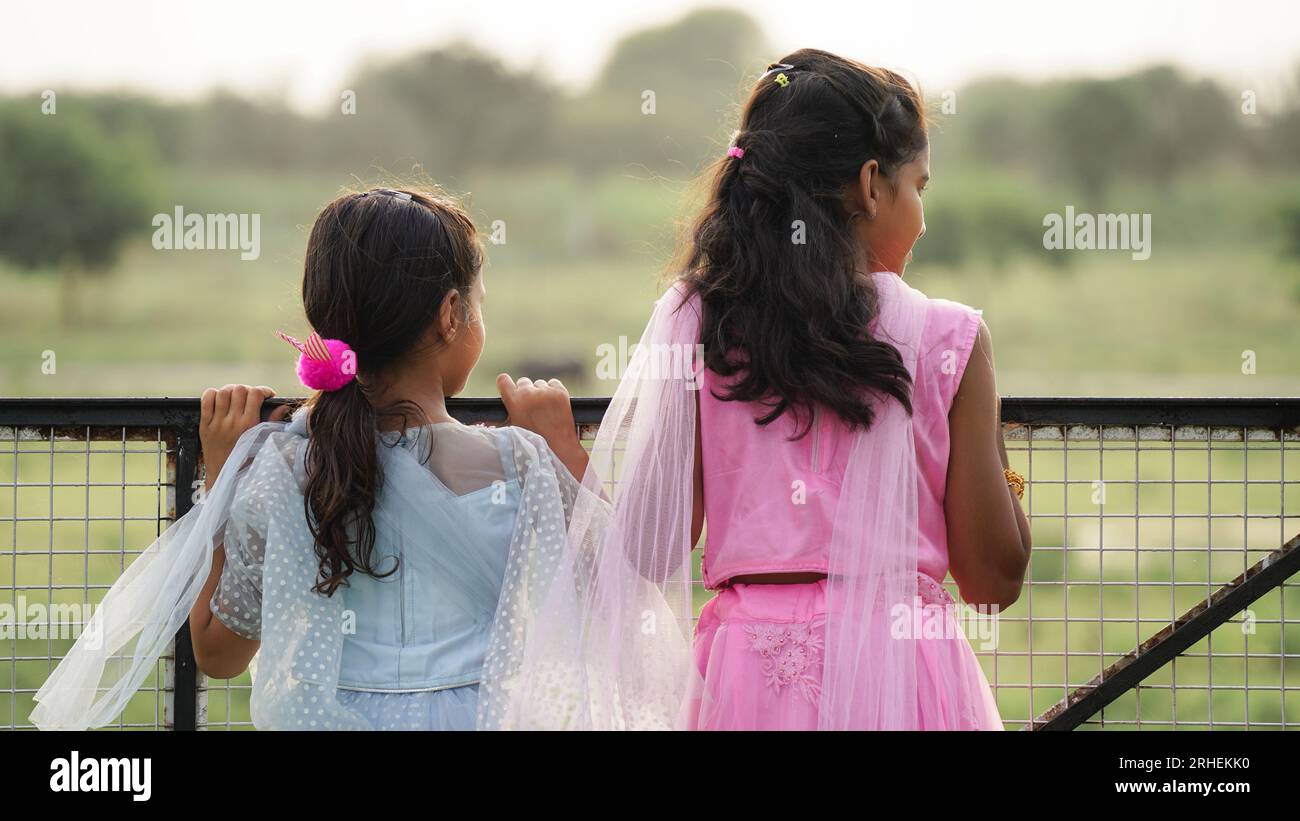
<box><xmin>210</xmin><ymin>414</ymin><xmax>534</xmax><ymax>730</ymax></box>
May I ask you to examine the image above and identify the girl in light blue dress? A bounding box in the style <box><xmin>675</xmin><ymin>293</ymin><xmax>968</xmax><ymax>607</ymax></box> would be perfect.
<box><xmin>31</xmin><ymin>188</ymin><xmax>593</xmax><ymax>730</ymax></box>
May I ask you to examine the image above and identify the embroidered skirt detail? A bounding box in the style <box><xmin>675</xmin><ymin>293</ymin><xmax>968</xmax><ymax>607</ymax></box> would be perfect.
<box><xmin>743</xmin><ymin>621</ymin><xmax>825</xmax><ymax>706</ymax></box>
<box><xmin>683</xmin><ymin>575</ymin><xmax>1004</xmax><ymax>730</ymax></box>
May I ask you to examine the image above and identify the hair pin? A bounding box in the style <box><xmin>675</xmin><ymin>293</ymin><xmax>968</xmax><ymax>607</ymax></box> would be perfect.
<box><xmin>277</xmin><ymin>330</ymin><xmax>357</xmax><ymax>392</ymax></box>
<box><xmin>360</xmin><ymin>188</ymin><xmax>413</xmax><ymax>201</ymax></box>
<box><xmin>761</xmin><ymin>62</ymin><xmax>795</xmax><ymax>79</ymax></box>
<box><xmin>726</xmin><ymin>146</ymin><xmax>745</xmax><ymax>159</ymax></box>
<box><xmin>774</xmin><ymin>73</ymin><xmax>790</xmax><ymax>88</ymax></box>
<box><xmin>277</xmin><ymin>330</ymin><xmax>331</xmax><ymax>361</ymax></box>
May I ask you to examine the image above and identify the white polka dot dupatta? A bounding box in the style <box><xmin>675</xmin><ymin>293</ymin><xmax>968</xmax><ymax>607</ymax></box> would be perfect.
<box><xmin>28</xmin><ymin>405</ymin><xmax>539</xmax><ymax>731</ymax></box>
<box><xmin>23</xmin><ymin>421</ymin><xmax>359</xmax><ymax>730</ymax></box>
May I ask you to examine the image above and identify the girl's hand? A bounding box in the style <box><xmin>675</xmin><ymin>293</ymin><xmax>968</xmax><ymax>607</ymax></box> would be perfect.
<box><xmin>496</xmin><ymin>373</ymin><xmax>588</xmax><ymax>481</ymax></box>
<box><xmin>199</xmin><ymin>385</ymin><xmax>289</xmax><ymax>490</ymax></box>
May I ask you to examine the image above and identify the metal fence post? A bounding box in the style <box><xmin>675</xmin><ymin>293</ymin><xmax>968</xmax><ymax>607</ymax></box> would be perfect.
<box><xmin>170</xmin><ymin>429</ymin><xmax>201</xmax><ymax>731</ymax></box>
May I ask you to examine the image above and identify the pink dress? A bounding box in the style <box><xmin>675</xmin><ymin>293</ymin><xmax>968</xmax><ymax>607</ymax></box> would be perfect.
<box><xmin>685</xmin><ymin>272</ymin><xmax>1004</xmax><ymax>730</ymax></box>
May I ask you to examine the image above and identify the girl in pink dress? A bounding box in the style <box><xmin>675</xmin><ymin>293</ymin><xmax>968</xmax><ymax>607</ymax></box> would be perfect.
<box><xmin>479</xmin><ymin>49</ymin><xmax>1032</xmax><ymax>730</ymax></box>
<box><xmin>683</xmin><ymin>266</ymin><xmax>1016</xmax><ymax>729</ymax></box>
<box><xmin>674</xmin><ymin>49</ymin><xmax>1032</xmax><ymax>730</ymax></box>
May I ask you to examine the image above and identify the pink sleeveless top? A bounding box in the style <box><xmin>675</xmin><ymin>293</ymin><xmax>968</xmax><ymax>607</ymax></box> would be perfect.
<box><xmin>696</xmin><ymin>272</ymin><xmax>983</xmax><ymax>589</ymax></box>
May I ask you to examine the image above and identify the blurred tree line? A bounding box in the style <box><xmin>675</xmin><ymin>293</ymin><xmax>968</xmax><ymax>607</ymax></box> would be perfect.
<box><xmin>14</xmin><ymin>8</ymin><xmax>1294</xmax><ymax>185</ymax></box>
<box><xmin>3</xmin><ymin>5</ymin><xmax>1300</xmax><ymax>296</ymax></box>
<box><xmin>25</xmin><ymin>9</ymin><xmax>770</xmax><ymax>181</ymax></box>
<box><xmin>918</xmin><ymin>64</ymin><xmax>1300</xmax><ymax>269</ymax></box>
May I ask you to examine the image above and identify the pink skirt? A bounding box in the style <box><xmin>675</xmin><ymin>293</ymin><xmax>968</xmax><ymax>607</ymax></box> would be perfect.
<box><xmin>683</xmin><ymin>575</ymin><xmax>1004</xmax><ymax>730</ymax></box>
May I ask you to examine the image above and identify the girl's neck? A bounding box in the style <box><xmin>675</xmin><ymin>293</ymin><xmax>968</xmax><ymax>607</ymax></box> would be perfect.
<box><xmin>851</xmin><ymin>242</ymin><xmax>902</xmax><ymax>278</ymax></box>
<box><xmin>369</xmin><ymin>374</ymin><xmax>455</xmax><ymax>431</ymax></box>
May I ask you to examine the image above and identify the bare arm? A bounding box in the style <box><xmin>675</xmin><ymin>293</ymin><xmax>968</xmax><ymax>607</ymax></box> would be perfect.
<box><xmin>945</xmin><ymin>320</ymin><xmax>1031</xmax><ymax>610</ymax></box>
<box><xmin>187</xmin><ymin>384</ymin><xmax>286</xmax><ymax>679</ymax></box>
<box><xmin>188</xmin><ymin>543</ymin><xmax>259</xmax><ymax>679</ymax></box>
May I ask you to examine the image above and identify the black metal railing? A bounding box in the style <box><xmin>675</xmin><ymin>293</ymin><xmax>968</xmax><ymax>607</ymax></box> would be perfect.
<box><xmin>2</xmin><ymin>397</ymin><xmax>1298</xmax><ymax>730</ymax></box>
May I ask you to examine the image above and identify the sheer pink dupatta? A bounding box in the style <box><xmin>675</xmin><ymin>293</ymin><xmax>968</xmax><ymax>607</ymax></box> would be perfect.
<box><xmin>477</xmin><ymin>282</ymin><xmax>705</xmax><ymax>729</ymax></box>
<box><xmin>478</xmin><ymin>271</ymin><xmax>930</xmax><ymax>730</ymax></box>
<box><xmin>819</xmin><ymin>270</ymin><xmax>928</xmax><ymax>729</ymax></box>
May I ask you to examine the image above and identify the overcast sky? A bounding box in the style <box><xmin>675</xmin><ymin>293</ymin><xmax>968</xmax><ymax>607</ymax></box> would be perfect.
<box><xmin>3</xmin><ymin>0</ymin><xmax>1297</xmax><ymax>112</ymax></box>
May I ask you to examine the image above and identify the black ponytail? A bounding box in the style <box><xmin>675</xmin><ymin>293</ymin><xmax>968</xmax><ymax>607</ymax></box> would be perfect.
<box><xmin>300</xmin><ymin>188</ymin><xmax>483</xmax><ymax>596</ymax></box>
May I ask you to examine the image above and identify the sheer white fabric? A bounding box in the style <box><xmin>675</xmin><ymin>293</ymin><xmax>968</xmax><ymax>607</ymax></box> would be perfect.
<box><xmin>480</xmin><ymin>272</ymin><xmax>935</xmax><ymax>730</ymax></box>
<box><xmin>209</xmin><ymin>421</ymin><xmax>515</xmax><ymax>643</ymax></box>
<box><xmin>28</xmin><ymin>423</ymin><xmax>286</xmax><ymax>729</ymax></box>
<box><xmin>30</xmin><ymin>411</ymin><xmax>585</xmax><ymax>731</ymax></box>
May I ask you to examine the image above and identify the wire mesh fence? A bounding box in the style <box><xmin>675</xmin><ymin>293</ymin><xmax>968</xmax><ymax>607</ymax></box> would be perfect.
<box><xmin>1</xmin><ymin>397</ymin><xmax>1297</xmax><ymax>730</ymax></box>
<box><xmin>1</xmin><ymin>423</ymin><xmax>181</xmax><ymax>729</ymax></box>
<box><xmin>999</xmin><ymin>417</ymin><xmax>1300</xmax><ymax>729</ymax></box>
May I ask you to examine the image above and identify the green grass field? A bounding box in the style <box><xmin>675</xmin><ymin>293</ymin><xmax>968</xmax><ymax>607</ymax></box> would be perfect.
<box><xmin>1</xmin><ymin>167</ymin><xmax>1298</xmax><ymax>399</ymax></box>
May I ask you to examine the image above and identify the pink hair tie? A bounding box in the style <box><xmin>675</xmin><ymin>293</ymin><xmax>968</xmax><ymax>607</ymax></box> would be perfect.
<box><xmin>726</xmin><ymin>146</ymin><xmax>745</xmax><ymax>159</ymax></box>
<box><xmin>276</xmin><ymin>330</ymin><xmax>357</xmax><ymax>392</ymax></box>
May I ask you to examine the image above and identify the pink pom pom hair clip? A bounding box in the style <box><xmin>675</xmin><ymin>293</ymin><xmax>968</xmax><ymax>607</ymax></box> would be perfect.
<box><xmin>276</xmin><ymin>330</ymin><xmax>357</xmax><ymax>392</ymax></box>
<box><xmin>726</xmin><ymin>146</ymin><xmax>745</xmax><ymax>159</ymax></box>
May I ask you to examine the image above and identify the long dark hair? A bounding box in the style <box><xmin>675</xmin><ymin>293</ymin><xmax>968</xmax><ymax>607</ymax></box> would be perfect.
<box><xmin>300</xmin><ymin>188</ymin><xmax>482</xmax><ymax>596</ymax></box>
<box><xmin>676</xmin><ymin>48</ymin><xmax>928</xmax><ymax>437</ymax></box>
